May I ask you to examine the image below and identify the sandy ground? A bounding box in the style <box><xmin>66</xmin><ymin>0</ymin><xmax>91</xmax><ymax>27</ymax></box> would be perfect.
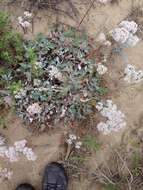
<box><xmin>1</xmin><ymin>0</ymin><xmax>143</xmax><ymax>189</ymax></box>
<box><xmin>0</xmin><ymin>113</ymin><xmax>64</xmax><ymax>190</ymax></box>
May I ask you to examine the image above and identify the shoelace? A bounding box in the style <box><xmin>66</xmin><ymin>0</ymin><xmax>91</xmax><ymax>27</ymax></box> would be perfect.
<box><xmin>43</xmin><ymin>182</ymin><xmax>63</xmax><ymax>190</ymax></box>
<box><xmin>47</xmin><ymin>182</ymin><xmax>57</xmax><ymax>190</ymax></box>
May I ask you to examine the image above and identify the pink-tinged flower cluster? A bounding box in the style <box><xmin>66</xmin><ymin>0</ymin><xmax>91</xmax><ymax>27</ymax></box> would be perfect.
<box><xmin>0</xmin><ymin>168</ymin><xmax>13</xmax><ymax>182</ymax></box>
<box><xmin>0</xmin><ymin>138</ymin><xmax>37</xmax><ymax>162</ymax></box>
<box><xmin>27</xmin><ymin>103</ymin><xmax>42</xmax><ymax>116</ymax></box>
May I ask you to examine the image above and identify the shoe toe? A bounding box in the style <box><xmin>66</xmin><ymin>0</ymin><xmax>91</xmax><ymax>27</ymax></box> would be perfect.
<box><xmin>16</xmin><ymin>183</ymin><xmax>35</xmax><ymax>190</ymax></box>
<box><xmin>43</xmin><ymin>162</ymin><xmax>68</xmax><ymax>190</ymax></box>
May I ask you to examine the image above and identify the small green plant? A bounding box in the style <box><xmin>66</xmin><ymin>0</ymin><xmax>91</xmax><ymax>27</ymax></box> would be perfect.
<box><xmin>0</xmin><ymin>11</ymin><xmax>9</xmax><ymax>30</ymax></box>
<box><xmin>26</xmin><ymin>47</ymin><xmax>37</xmax><ymax>65</ymax></box>
<box><xmin>69</xmin><ymin>155</ymin><xmax>86</xmax><ymax>164</ymax></box>
<box><xmin>83</xmin><ymin>135</ymin><xmax>101</xmax><ymax>151</ymax></box>
<box><xmin>0</xmin><ymin>96</ymin><xmax>4</xmax><ymax>107</ymax></box>
<box><xmin>131</xmin><ymin>151</ymin><xmax>142</xmax><ymax>177</ymax></box>
<box><xmin>9</xmin><ymin>81</ymin><xmax>22</xmax><ymax>95</ymax></box>
<box><xmin>0</xmin><ymin>117</ymin><xmax>7</xmax><ymax>129</ymax></box>
<box><xmin>132</xmin><ymin>151</ymin><xmax>141</xmax><ymax>167</ymax></box>
<box><xmin>0</xmin><ymin>11</ymin><xmax>23</xmax><ymax>66</ymax></box>
<box><xmin>104</xmin><ymin>183</ymin><xmax>119</xmax><ymax>190</ymax></box>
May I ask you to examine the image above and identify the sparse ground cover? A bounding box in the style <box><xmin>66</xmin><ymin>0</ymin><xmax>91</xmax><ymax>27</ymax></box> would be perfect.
<box><xmin>0</xmin><ymin>1</ymin><xmax>143</xmax><ymax>190</ymax></box>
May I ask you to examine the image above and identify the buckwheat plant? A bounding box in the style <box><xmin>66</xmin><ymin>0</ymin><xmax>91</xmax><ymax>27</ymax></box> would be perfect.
<box><xmin>124</xmin><ymin>64</ymin><xmax>143</xmax><ymax>84</ymax></box>
<box><xmin>110</xmin><ymin>20</ymin><xmax>140</xmax><ymax>47</ymax></box>
<box><xmin>13</xmin><ymin>27</ymin><xmax>107</xmax><ymax>127</ymax></box>
<box><xmin>96</xmin><ymin>100</ymin><xmax>126</xmax><ymax>135</ymax></box>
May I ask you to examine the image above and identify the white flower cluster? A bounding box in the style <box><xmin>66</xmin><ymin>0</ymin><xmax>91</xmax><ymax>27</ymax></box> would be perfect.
<box><xmin>27</xmin><ymin>103</ymin><xmax>42</xmax><ymax>116</ymax></box>
<box><xmin>22</xmin><ymin>147</ymin><xmax>37</xmax><ymax>161</ymax></box>
<box><xmin>5</xmin><ymin>147</ymin><xmax>19</xmax><ymax>162</ymax></box>
<box><xmin>97</xmin><ymin>32</ymin><xmax>112</xmax><ymax>46</ymax></box>
<box><xmin>48</xmin><ymin>66</ymin><xmax>63</xmax><ymax>81</ymax></box>
<box><xmin>96</xmin><ymin>63</ymin><xmax>108</xmax><ymax>75</ymax></box>
<box><xmin>0</xmin><ymin>135</ymin><xmax>6</xmax><ymax>146</ymax></box>
<box><xmin>0</xmin><ymin>138</ymin><xmax>37</xmax><ymax>162</ymax></box>
<box><xmin>67</xmin><ymin>134</ymin><xmax>82</xmax><ymax>149</ymax></box>
<box><xmin>34</xmin><ymin>61</ymin><xmax>44</xmax><ymax>69</ymax></box>
<box><xmin>60</xmin><ymin>106</ymin><xmax>67</xmax><ymax>118</ymax></box>
<box><xmin>96</xmin><ymin>100</ymin><xmax>126</xmax><ymax>135</ymax></box>
<box><xmin>15</xmin><ymin>89</ymin><xmax>27</xmax><ymax>99</ymax></box>
<box><xmin>110</xmin><ymin>20</ymin><xmax>140</xmax><ymax>47</ymax></box>
<box><xmin>0</xmin><ymin>168</ymin><xmax>13</xmax><ymax>181</ymax></box>
<box><xmin>97</xmin><ymin>0</ymin><xmax>111</xmax><ymax>3</ymax></box>
<box><xmin>124</xmin><ymin>64</ymin><xmax>143</xmax><ymax>84</ymax></box>
<box><xmin>18</xmin><ymin>11</ymin><xmax>32</xmax><ymax>28</ymax></box>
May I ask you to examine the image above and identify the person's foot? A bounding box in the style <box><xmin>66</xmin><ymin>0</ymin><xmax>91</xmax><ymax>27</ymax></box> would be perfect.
<box><xmin>15</xmin><ymin>183</ymin><xmax>35</xmax><ymax>190</ymax></box>
<box><xmin>42</xmin><ymin>162</ymin><xmax>68</xmax><ymax>190</ymax></box>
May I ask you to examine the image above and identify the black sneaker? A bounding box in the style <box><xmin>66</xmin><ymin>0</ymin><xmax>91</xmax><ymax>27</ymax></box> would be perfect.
<box><xmin>15</xmin><ymin>183</ymin><xmax>35</xmax><ymax>190</ymax></box>
<box><xmin>42</xmin><ymin>162</ymin><xmax>68</xmax><ymax>190</ymax></box>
